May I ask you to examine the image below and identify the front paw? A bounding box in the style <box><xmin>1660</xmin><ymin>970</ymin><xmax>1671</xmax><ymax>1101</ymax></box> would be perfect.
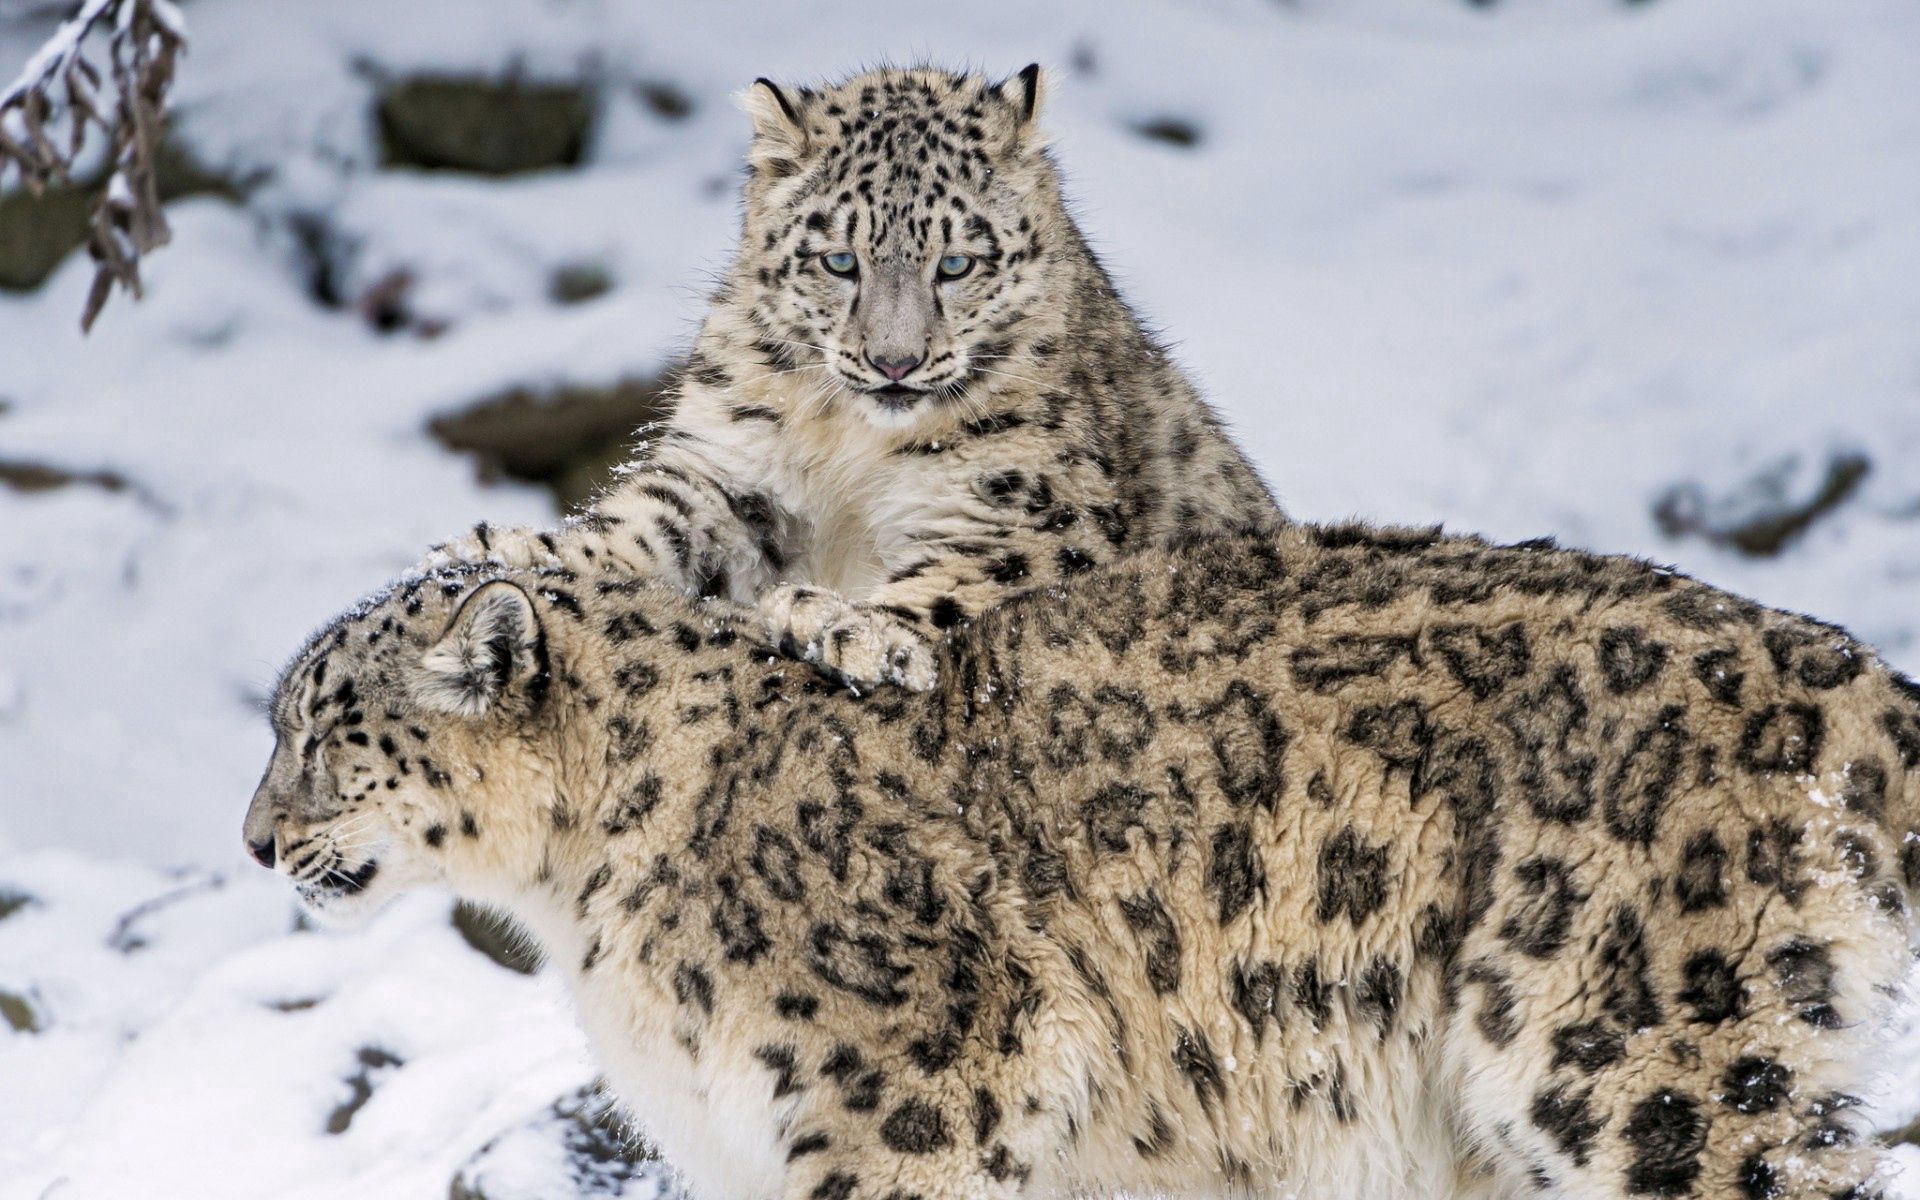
<box><xmin>853</xmin><ymin>617</ymin><xmax>939</xmax><ymax>693</ymax></box>
<box><xmin>760</xmin><ymin>585</ymin><xmax>938</xmax><ymax>692</ymax></box>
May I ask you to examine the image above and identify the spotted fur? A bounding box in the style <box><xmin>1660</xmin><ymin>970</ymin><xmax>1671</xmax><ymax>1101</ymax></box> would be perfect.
<box><xmin>434</xmin><ymin>65</ymin><xmax>1278</xmax><ymax>692</ymax></box>
<box><xmin>248</xmin><ymin>526</ymin><xmax>1920</xmax><ymax>1198</ymax></box>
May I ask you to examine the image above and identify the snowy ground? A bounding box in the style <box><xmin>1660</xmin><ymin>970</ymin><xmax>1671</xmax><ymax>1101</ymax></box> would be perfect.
<box><xmin>2</xmin><ymin>0</ymin><xmax>1919</xmax><ymax>1195</ymax></box>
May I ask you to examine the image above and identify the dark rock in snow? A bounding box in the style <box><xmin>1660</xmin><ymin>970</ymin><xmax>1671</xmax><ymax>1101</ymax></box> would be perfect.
<box><xmin>0</xmin><ymin>184</ymin><xmax>93</xmax><ymax>292</ymax></box>
<box><xmin>326</xmin><ymin>1045</ymin><xmax>405</xmax><ymax>1134</ymax></box>
<box><xmin>635</xmin><ymin>81</ymin><xmax>694</xmax><ymax>122</ymax></box>
<box><xmin>0</xmin><ymin>886</ymin><xmax>36</xmax><ymax>921</ymax></box>
<box><xmin>0</xmin><ymin>460</ymin><xmax>132</xmax><ymax>497</ymax></box>
<box><xmin>263</xmin><ymin>995</ymin><xmax>324</xmax><ymax>1013</ymax></box>
<box><xmin>378</xmin><ymin>77</ymin><xmax>594</xmax><ymax>175</ymax></box>
<box><xmin>0</xmin><ymin>989</ymin><xmax>42</xmax><ymax>1033</ymax></box>
<box><xmin>430</xmin><ymin>376</ymin><xmax>669</xmax><ymax>511</ymax></box>
<box><xmin>550</xmin><ymin>261</ymin><xmax>615</xmax><ymax>305</ymax></box>
<box><xmin>1132</xmin><ymin>117</ymin><xmax>1202</xmax><ymax>149</ymax></box>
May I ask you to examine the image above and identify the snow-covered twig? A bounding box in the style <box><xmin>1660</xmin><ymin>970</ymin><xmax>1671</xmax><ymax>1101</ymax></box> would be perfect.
<box><xmin>103</xmin><ymin>870</ymin><xmax>224</xmax><ymax>953</ymax></box>
<box><xmin>0</xmin><ymin>0</ymin><xmax>187</xmax><ymax>330</ymax></box>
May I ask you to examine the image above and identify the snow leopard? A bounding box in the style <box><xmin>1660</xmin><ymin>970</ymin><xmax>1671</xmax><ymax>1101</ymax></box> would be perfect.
<box><xmin>435</xmin><ymin>64</ymin><xmax>1279</xmax><ymax>692</ymax></box>
<box><xmin>248</xmin><ymin>524</ymin><xmax>1920</xmax><ymax>1199</ymax></box>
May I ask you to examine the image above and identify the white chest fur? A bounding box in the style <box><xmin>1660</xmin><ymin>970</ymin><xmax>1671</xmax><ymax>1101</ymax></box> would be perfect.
<box><xmin>681</xmin><ymin>391</ymin><xmax>959</xmax><ymax>599</ymax></box>
<box><xmin>572</xmin><ymin>986</ymin><xmax>788</xmax><ymax>1200</ymax></box>
<box><xmin>500</xmin><ymin>896</ymin><xmax>789</xmax><ymax>1199</ymax></box>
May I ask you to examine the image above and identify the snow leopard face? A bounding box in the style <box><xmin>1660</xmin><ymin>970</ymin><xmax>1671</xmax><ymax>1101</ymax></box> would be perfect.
<box><xmin>242</xmin><ymin>575</ymin><xmax>549</xmax><ymax>927</ymax></box>
<box><xmin>728</xmin><ymin>66</ymin><xmax>1066</xmax><ymax>428</ymax></box>
<box><xmin>245</xmin><ymin>633</ymin><xmax>427</xmax><ymax>926</ymax></box>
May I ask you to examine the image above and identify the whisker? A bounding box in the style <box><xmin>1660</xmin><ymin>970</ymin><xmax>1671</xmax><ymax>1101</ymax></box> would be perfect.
<box><xmin>766</xmin><ymin>337</ymin><xmax>835</xmax><ymax>356</ymax></box>
<box><xmin>970</xmin><ymin>366</ymin><xmax>1048</xmax><ymax>390</ymax></box>
<box><xmin>328</xmin><ymin>817</ymin><xmax>380</xmax><ymax>848</ymax></box>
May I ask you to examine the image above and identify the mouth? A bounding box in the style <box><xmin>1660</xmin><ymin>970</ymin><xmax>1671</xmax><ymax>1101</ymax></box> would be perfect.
<box><xmin>296</xmin><ymin>855</ymin><xmax>380</xmax><ymax>900</ymax></box>
<box><xmin>865</xmin><ymin>383</ymin><xmax>925</xmax><ymax>411</ymax></box>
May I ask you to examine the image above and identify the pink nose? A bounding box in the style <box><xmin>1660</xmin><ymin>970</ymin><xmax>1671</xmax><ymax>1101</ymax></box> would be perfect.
<box><xmin>868</xmin><ymin>352</ymin><xmax>923</xmax><ymax>382</ymax></box>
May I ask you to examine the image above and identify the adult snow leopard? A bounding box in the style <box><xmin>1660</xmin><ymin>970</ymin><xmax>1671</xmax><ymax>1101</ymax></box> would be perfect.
<box><xmin>437</xmin><ymin>65</ymin><xmax>1278</xmax><ymax>691</ymax></box>
<box><xmin>250</xmin><ymin>525</ymin><xmax>1920</xmax><ymax>1198</ymax></box>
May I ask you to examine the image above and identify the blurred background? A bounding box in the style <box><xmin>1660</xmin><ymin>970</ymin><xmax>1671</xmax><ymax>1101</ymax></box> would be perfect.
<box><xmin>1</xmin><ymin>0</ymin><xmax>1917</xmax><ymax>1195</ymax></box>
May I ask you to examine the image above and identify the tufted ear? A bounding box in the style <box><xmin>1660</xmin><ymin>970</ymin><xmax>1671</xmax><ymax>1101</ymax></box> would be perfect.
<box><xmin>994</xmin><ymin>64</ymin><xmax>1046</xmax><ymax>135</ymax></box>
<box><xmin>413</xmin><ymin>581</ymin><xmax>542</xmax><ymax>717</ymax></box>
<box><xmin>742</xmin><ymin>77</ymin><xmax>810</xmax><ymax>170</ymax></box>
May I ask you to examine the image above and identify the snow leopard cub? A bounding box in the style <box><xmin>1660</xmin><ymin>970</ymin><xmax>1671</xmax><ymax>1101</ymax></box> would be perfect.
<box><xmin>438</xmin><ymin>65</ymin><xmax>1279</xmax><ymax>690</ymax></box>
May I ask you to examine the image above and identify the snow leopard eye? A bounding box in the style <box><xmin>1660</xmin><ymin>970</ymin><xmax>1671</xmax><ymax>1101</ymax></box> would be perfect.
<box><xmin>821</xmin><ymin>251</ymin><xmax>857</xmax><ymax>277</ymax></box>
<box><xmin>937</xmin><ymin>253</ymin><xmax>974</xmax><ymax>280</ymax></box>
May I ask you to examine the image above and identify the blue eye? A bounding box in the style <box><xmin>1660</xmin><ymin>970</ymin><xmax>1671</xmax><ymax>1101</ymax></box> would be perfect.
<box><xmin>822</xmin><ymin>252</ymin><xmax>857</xmax><ymax>277</ymax></box>
<box><xmin>937</xmin><ymin>254</ymin><xmax>974</xmax><ymax>280</ymax></box>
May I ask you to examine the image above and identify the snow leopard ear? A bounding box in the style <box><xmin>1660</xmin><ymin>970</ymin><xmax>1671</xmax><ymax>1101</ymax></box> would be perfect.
<box><xmin>994</xmin><ymin>64</ymin><xmax>1046</xmax><ymax>137</ymax></box>
<box><xmin>743</xmin><ymin>78</ymin><xmax>811</xmax><ymax>172</ymax></box>
<box><xmin>413</xmin><ymin>581</ymin><xmax>542</xmax><ymax>717</ymax></box>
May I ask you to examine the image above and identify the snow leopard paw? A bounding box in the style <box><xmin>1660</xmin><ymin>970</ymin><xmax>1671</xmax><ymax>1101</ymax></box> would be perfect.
<box><xmin>760</xmin><ymin>584</ymin><xmax>938</xmax><ymax>692</ymax></box>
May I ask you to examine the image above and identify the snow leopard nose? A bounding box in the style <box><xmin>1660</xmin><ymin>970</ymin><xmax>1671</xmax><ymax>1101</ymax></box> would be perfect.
<box><xmin>867</xmin><ymin>351</ymin><xmax>923</xmax><ymax>382</ymax></box>
<box><xmin>247</xmin><ymin>835</ymin><xmax>276</xmax><ymax>870</ymax></box>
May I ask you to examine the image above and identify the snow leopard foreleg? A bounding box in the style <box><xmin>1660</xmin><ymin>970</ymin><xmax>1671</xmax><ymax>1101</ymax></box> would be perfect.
<box><xmin>760</xmin><ymin>498</ymin><xmax>1113</xmax><ymax>692</ymax></box>
<box><xmin>427</xmin><ymin>452</ymin><xmax>788</xmax><ymax>604</ymax></box>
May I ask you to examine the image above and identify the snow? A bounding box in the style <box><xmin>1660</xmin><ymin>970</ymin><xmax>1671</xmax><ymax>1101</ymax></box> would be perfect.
<box><xmin>2</xmin><ymin>0</ymin><xmax>1919</xmax><ymax>1194</ymax></box>
<box><xmin>0</xmin><ymin>860</ymin><xmax>616</xmax><ymax>1199</ymax></box>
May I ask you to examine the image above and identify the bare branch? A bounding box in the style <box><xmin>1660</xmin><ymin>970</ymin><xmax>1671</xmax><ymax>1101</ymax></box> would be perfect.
<box><xmin>1</xmin><ymin>0</ymin><xmax>187</xmax><ymax>330</ymax></box>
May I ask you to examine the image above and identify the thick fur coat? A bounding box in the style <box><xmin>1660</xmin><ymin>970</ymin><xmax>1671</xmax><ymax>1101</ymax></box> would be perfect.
<box><xmin>248</xmin><ymin>526</ymin><xmax>1920</xmax><ymax>1198</ymax></box>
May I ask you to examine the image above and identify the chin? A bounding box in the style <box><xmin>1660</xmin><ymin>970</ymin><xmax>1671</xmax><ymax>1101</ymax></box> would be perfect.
<box><xmin>857</xmin><ymin>399</ymin><xmax>933</xmax><ymax>433</ymax></box>
<box><xmin>295</xmin><ymin>887</ymin><xmax>392</xmax><ymax>930</ymax></box>
<box><xmin>293</xmin><ymin>862</ymin><xmax>404</xmax><ymax>930</ymax></box>
<box><xmin>859</xmin><ymin>385</ymin><xmax>959</xmax><ymax>432</ymax></box>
